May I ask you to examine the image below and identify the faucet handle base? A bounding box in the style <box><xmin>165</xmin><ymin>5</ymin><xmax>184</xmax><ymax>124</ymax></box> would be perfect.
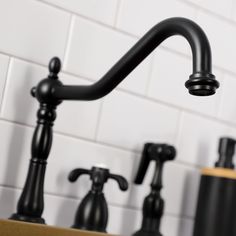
<box><xmin>9</xmin><ymin>213</ymin><xmax>45</xmax><ymax>224</ymax></box>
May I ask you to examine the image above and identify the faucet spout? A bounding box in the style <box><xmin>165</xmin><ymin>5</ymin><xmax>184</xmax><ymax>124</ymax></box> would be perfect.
<box><xmin>45</xmin><ymin>17</ymin><xmax>219</xmax><ymax>102</ymax></box>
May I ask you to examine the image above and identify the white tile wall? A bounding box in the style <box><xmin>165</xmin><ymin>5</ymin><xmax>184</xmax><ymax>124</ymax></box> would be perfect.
<box><xmin>195</xmin><ymin>11</ymin><xmax>236</xmax><ymax>73</ymax></box>
<box><xmin>218</xmin><ymin>73</ymin><xmax>236</xmax><ymax>124</ymax></box>
<box><xmin>0</xmin><ymin>55</ymin><xmax>10</xmax><ymax>108</ymax></box>
<box><xmin>0</xmin><ymin>0</ymin><xmax>70</xmax><ymax>65</ymax></box>
<box><xmin>147</xmin><ymin>48</ymin><xmax>223</xmax><ymax>117</ymax></box>
<box><xmin>0</xmin><ymin>0</ymin><xmax>236</xmax><ymax>236</ymax></box>
<box><xmin>177</xmin><ymin>112</ymin><xmax>236</xmax><ymax>167</ymax></box>
<box><xmin>116</xmin><ymin>0</ymin><xmax>197</xmax><ymax>55</ymax></box>
<box><xmin>185</xmin><ymin>0</ymin><xmax>233</xmax><ymax>19</ymax></box>
<box><xmin>40</xmin><ymin>0</ymin><xmax>119</xmax><ymax>26</ymax></box>
<box><xmin>97</xmin><ymin>90</ymin><xmax>180</xmax><ymax>152</ymax></box>
<box><xmin>64</xmin><ymin>16</ymin><xmax>152</xmax><ymax>95</ymax></box>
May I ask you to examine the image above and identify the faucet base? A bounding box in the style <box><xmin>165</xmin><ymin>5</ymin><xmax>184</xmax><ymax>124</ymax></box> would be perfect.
<box><xmin>133</xmin><ymin>229</ymin><xmax>162</xmax><ymax>236</ymax></box>
<box><xmin>9</xmin><ymin>213</ymin><xmax>45</xmax><ymax>224</ymax></box>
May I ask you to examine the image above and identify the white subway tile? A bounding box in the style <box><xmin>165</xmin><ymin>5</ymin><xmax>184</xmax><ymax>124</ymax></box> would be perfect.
<box><xmin>218</xmin><ymin>73</ymin><xmax>236</xmax><ymax>124</ymax></box>
<box><xmin>232</xmin><ymin>1</ymin><xmax>236</xmax><ymax>21</ymax></box>
<box><xmin>97</xmin><ymin>91</ymin><xmax>180</xmax><ymax>152</ymax></box>
<box><xmin>0</xmin><ymin>185</ymin><xmax>75</xmax><ymax>227</ymax></box>
<box><xmin>64</xmin><ymin>16</ymin><xmax>152</xmax><ymax>95</ymax></box>
<box><xmin>174</xmin><ymin>217</ymin><xmax>194</xmax><ymax>236</ymax></box>
<box><xmin>41</xmin><ymin>0</ymin><xmax>118</xmax><ymax>25</ymax></box>
<box><xmin>147</xmin><ymin>48</ymin><xmax>222</xmax><ymax>117</ymax></box>
<box><xmin>0</xmin><ymin>0</ymin><xmax>70</xmax><ymax>65</ymax></box>
<box><xmin>177</xmin><ymin>112</ymin><xmax>236</xmax><ymax>166</ymax></box>
<box><xmin>1</xmin><ymin>59</ymin><xmax>101</xmax><ymax>140</ymax></box>
<box><xmin>0</xmin><ymin>54</ymin><xmax>10</xmax><ymax>108</ymax></box>
<box><xmin>117</xmin><ymin>0</ymin><xmax>197</xmax><ymax>55</ymax></box>
<box><xmin>186</xmin><ymin>0</ymin><xmax>233</xmax><ymax>19</ymax></box>
<box><xmin>162</xmin><ymin>215</ymin><xmax>193</xmax><ymax>236</ymax></box>
<box><xmin>0</xmin><ymin>121</ymin><xmax>32</xmax><ymax>188</ymax></box>
<box><xmin>0</xmin><ymin>186</ymin><xmax>20</xmax><ymax>219</ymax></box>
<box><xmin>164</xmin><ymin>163</ymin><xmax>199</xmax><ymax>218</ymax></box>
<box><xmin>196</xmin><ymin>11</ymin><xmax>236</xmax><ymax>73</ymax></box>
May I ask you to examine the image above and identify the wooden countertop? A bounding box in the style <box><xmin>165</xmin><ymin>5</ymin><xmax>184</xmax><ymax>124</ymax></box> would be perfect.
<box><xmin>0</xmin><ymin>219</ymin><xmax>114</xmax><ymax>236</ymax></box>
<box><xmin>202</xmin><ymin>167</ymin><xmax>236</xmax><ymax>180</ymax></box>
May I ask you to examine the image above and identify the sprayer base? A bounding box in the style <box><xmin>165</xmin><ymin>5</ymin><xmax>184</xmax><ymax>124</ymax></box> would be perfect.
<box><xmin>71</xmin><ymin>225</ymin><xmax>106</xmax><ymax>233</ymax></box>
<box><xmin>133</xmin><ymin>229</ymin><xmax>162</xmax><ymax>236</ymax></box>
<box><xmin>9</xmin><ymin>213</ymin><xmax>45</xmax><ymax>224</ymax></box>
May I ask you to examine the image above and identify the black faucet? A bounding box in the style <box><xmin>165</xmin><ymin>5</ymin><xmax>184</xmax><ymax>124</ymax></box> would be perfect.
<box><xmin>10</xmin><ymin>17</ymin><xmax>219</xmax><ymax>224</ymax></box>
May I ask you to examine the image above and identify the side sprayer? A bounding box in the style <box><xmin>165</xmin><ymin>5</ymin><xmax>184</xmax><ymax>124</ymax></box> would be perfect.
<box><xmin>133</xmin><ymin>143</ymin><xmax>176</xmax><ymax>236</ymax></box>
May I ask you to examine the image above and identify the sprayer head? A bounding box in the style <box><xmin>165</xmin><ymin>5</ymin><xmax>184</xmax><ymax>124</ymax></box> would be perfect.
<box><xmin>185</xmin><ymin>72</ymin><xmax>219</xmax><ymax>96</ymax></box>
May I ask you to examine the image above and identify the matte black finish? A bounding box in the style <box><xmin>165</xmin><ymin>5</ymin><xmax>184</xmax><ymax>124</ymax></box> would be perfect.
<box><xmin>32</xmin><ymin>17</ymin><xmax>219</xmax><ymax>104</ymax></box>
<box><xmin>12</xmin><ymin>17</ymin><xmax>219</xmax><ymax>224</ymax></box>
<box><xmin>10</xmin><ymin>59</ymin><xmax>62</xmax><ymax>224</ymax></box>
<box><xmin>193</xmin><ymin>137</ymin><xmax>236</xmax><ymax>236</ymax></box>
<box><xmin>68</xmin><ymin>166</ymin><xmax>128</xmax><ymax>232</ymax></box>
<box><xmin>215</xmin><ymin>137</ymin><xmax>236</xmax><ymax>169</ymax></box>
<box><xmin>133</xmin><ymin>143</ymin><xmax>176</xmax><ymax>236</ymax></box>
<box><xmin>193</xmin><ymin>175</ymin><xmax>236</xmax><ymax>236</ymax></box>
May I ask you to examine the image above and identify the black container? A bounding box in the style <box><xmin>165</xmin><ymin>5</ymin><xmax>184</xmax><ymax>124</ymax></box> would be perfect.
<box><xmin>193</xmin><ymin>137</ymin><xmax>236</xmax><ymax>236</ymax></box>
<box><xmin>193</xmin><ymin>168</ymin><xmax>236</xmax><ymax>235</ymax></box>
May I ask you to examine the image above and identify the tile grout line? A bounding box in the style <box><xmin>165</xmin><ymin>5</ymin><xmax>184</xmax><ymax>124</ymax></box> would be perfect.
<box><xmin>113</xmin><ymin>0</ymin><xmax>122</xmax><ymax>28</ymax></box>
<box><xmin>2</xmin><ymin>52</ymin><xmax>236</xmax><ymax>147</ymax></box>
<box><xmin>174</xmin><ymin>110</ymin><xmax>185</xmax><ymax>149</ymax></box>
<box><xmin>0</xmin><ymin>53</ymin><xmax>221</xmax><ymax>125</ymax></box>
<box><xmin>181</xmin><ymin>0</ymin><xmax>236</xmax><ymax>26</ymax></box>
<box><xmin>1</xmin><ymin>38</ymin><xmax>236</xmax><ymax>81</ymax></box>
<box><xmin>0</xmin><ymin>57</ymin><xmax>11</xmax><ymax>117</ymax></box>
<box><xmin>94</xmin><ymin>100</ymin><xmax>104</xmax><ymax>141</ymax></box>
<box><xmin>144</xmin><ymin>54</ymin><xmax>155</xmax><ymax>96</ymax></box>
<box><xmin>0</xmin><ymin>183</ymin><xmax>194</xmax><ymax>220</ymax></box>
<box><xmin>215</xmin><ymin>72</ymin><xmax>226</xmax><ymax>120</ymax></box>
<box><xmin>0</xmin><ymin>117</ymin><xmax>201</xmax><ymax>169</ymax></box>
<box><xmin>37</xmin><ymin>0</ymin><xmax>236</xmax><ymax>33</ymax></box>
<box><xmin>61</xmin><ymin>14</ymin><xmax>75</xmax><ymax>66</ymax></box>
<box><xmin>0</xmin><ymin>58</ymin><xmax>13</xmax><ymax>118</ymax></box>
<box><xmin>35</xmin><ymin>0</ymin><xmax>140</xmax><ymax>39</ymax></box>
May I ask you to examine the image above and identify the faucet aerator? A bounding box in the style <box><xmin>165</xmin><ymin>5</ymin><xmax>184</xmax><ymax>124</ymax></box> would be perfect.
<box><xmin>185</xmin><ymin>72</ymin><xmax>219</xmax><ymax>96</ymax></box>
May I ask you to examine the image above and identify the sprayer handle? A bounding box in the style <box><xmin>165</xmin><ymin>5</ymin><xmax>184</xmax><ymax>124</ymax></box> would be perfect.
<box><xmin>135</xmin><ymin>143</ymin><xmax>176</xmax><ymax>184</ymax></box>
<box><xmin>148</xmin><ymin>144</ymin><xmax>176</xmax><ymax>162</ymax></box>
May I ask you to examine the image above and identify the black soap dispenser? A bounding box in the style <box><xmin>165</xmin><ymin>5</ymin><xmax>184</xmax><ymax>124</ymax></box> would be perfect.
<box><xmin>68</xmin><ymin>166</ymin><xmax>128</xmax><ymax>232</ymax></box>
<box><xmin>133</xmin><ymin>143</ymin><xmax>176</xmax><ymax>236</ymax></box>
<box><xmin>193</xmin><ymin>137</ymin><xmax>236</xmax><ymax>236</ymax></box>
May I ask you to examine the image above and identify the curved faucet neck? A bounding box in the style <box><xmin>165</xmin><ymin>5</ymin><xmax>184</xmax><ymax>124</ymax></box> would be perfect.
<box><xmin>34</xmin><ymin>17</ymin><xmax>218</xmax><ymax>103</ymax></box>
